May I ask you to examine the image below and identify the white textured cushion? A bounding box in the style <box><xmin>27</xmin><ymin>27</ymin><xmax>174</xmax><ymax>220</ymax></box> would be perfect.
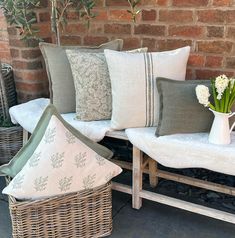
<box><xmin>104</xmin><ymin>47</ymin><xmax>190</xmax><ymax>130</ymax></box>
<box><xmin>9</xmin><ymin>98</ymin><xmax>113</xmax><ymax>142</ymax></box>
<box><xmin>126</xmin><ymin>127</ymin><xmax>235</xmax><ymax>176</ymax></box>
<box><xmin>3</xmin><ymin>114</ymin><xmax>122</xmax><ymax>200</ymax></box>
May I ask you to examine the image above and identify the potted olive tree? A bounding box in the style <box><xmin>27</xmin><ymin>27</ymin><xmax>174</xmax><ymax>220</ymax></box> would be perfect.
<box><xmin>0</xmin><ymin>0</ymin><xmax>141</xmax><ymax>45</ymax></box>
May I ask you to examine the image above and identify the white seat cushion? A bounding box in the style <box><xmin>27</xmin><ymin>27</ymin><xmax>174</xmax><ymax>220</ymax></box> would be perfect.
<box><xmin>126</xmin><ymin>127</ymin><xmax>235</xmax><ymax>176</ymax></box>
<box><xmin>9</xmin><ymin>98</ymin><xmax>113</xmax><ymax>142</ymax></box>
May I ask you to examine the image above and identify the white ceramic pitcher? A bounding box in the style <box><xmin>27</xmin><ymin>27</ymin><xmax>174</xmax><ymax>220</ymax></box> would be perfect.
<box><xmin>208</xmin><ymin>109</ymin><xmax>235</xmax><ymax>145</ymax></box>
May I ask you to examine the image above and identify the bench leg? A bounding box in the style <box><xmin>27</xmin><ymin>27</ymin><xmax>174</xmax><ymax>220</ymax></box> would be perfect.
<box><xmin>149</xmin><ymin>159</ymin><xmax>158</xmax><ymax>188</ymax></box>
<box><xmin>132</xmin><ymin>146</ymin><xmax>143</xmax><ymax>209</ymax></box>
<box><xmin>23</xmin><ymin>129</ymin><xmax>29</xmax><ymax>146</ymax></box>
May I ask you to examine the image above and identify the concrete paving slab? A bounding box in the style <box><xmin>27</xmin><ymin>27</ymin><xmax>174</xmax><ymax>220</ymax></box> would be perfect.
<box><xmin>110</xmin><ymin>197</ymin><xmax>235</xmax><ymax>238</ymax></box>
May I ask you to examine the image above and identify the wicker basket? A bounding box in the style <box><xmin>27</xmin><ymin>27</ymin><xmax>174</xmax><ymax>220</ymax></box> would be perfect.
<box><xmin>0</xmin><ymin>126</ymin><xmax>23</xmax><ymax>165</ymax></box>
<box><xmin>8</xmin><ymin>179</ymin><xmax>112</xmax><ymax>238</ymax></box>
<box><xmin>0</xmin><ymin>63</ymin><xmax>23</xmax><ymax>165</ymax></box>
<box><xmin>0</xmin><ymin>63</ymin><xmax>16</xmax><ymax>118</ymax></box>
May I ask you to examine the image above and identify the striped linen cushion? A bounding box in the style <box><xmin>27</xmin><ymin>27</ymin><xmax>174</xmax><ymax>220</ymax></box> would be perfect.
<box><xmin>104</xmin><ymin>47</ymin><xmax>190</xmax><ymax>130</ymax></box>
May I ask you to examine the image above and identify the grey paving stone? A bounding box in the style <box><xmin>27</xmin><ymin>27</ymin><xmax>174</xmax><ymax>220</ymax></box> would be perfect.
<box><xmin>110</xmin><ymin>198</ymin><xmax>235</xmax><ymax>238</ymax></box>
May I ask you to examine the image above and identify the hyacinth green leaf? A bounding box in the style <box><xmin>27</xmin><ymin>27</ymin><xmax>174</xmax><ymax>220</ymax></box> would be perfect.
<box><xmin>211</xmin><ymin>80</ymin><xmax>220</xmax><ymax>112</ymax></box>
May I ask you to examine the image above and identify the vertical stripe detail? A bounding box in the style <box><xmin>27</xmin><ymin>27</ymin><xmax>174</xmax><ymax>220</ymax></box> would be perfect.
<box><xmin>144</xmin><ymin>53</ymin><xmax>155</xmax><ymax>127</ymax></box>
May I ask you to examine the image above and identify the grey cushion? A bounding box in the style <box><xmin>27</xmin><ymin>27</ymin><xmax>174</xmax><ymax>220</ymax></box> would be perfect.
<box><xmin>39</xmin><ymin>40</ymin><xmax>123</xmax><ymax>113</ymax></box>
<box><xmin>156</xmin><ymin>78</ymin><xmax>214</xmax><ymax>136</ymax></box>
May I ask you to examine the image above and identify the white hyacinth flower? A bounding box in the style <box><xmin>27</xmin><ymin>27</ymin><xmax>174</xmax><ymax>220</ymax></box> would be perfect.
<box><xmin>195</xmin><ymin>85</ymin><xmax>210</xmax><ymax>107</ymax></box>
<box><xmin>215</xmin><ymin>74</ymin><xmax>229</xmax><ymax>100</ymax></box>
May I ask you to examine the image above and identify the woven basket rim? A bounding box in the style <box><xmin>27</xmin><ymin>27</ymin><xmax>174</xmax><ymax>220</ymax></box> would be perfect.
<box><xmin>7</xmin><ymin>178</ymin><xmax>111</xmax><ymax>205</ymax></box>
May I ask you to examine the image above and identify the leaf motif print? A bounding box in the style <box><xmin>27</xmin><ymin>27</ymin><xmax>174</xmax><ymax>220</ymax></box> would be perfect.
<box><xmin>74</xmin><ymin>152</ymin><xmax>87</xmax><ymax>168</ymax></box>
<box><xmin>105</xmin><ymin>171</ymin><xmax>116</xmax><ymax>182</ymax></box>
<box><xmin>29</xmin><ymin>152</ymin><xmax>41</xmax><ymax>167</ymax></box>
<box><xmin>12</xmin><ymin>174</ymin><xmax>25</xmax><ymax>189</ymax></box>
<box><xmin>95</xmin><ymin>155</ymin><xmax>105</xmax><ymax>166</ymax></box>
<box><xmin>51</xmin><ymin>152</ymin><xmax>65</xmax><ymax>168</ymax></box>
<box><xmin>65</xmin><ymin>131</ymin><xmax>76</xmax><ymax>144</ymax></box>
<box><xmin>83</xmin><ymin>174</ymin><xmax>96</xmax><ymax>190</ymax></box>
<box><xmin>44</xmin><ymin>127</ymin><xmax>56</xmax><ymax>144</ymax></box>
<box><xmin>59</xmin><ymin>176</ymin><xmax>73</xmax><ymax>192</ymax></box>
<box><xmin>34</xmin><ymin>176</ymin><xmax>48</xmax><ymax>192</ymax></box>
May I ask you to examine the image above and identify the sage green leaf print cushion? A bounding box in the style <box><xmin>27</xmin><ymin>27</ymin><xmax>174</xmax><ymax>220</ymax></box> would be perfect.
<box><xmin>1</xmin><ymin>105</ymin><xmax>121</xmax><ymax>200</ymax></box>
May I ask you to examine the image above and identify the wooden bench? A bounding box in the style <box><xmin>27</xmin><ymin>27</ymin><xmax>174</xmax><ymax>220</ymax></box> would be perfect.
<box><xmin>23</xmin><ymin>128</ymin><xmax>235</xmax><ymax>224</ymax></box>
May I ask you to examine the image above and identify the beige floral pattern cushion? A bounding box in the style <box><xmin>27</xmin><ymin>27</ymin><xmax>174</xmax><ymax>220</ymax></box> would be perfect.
<box><xmin>3</xmin><ymin>115</ymin><xmax>122</xmax><ymax>200</ymax></box>
<box><xmin>66</xmin><ymin>48</ymin><xmax>148</xmax><ymax>121</ymax></box>
<box><xmin>66</xmin><ymin>52</ymin><xmax>111</xmax><ymax>121</ymax></box>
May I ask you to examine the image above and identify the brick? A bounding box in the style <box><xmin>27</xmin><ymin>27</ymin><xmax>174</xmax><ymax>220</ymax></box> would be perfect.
<box><xmin>21</xmin><ymin>49</ymin><xmax>42</xmax><ymax>59</ymax></box>
<box><xmin>156</xmin><ymin>0</ymin><xmax>168</xmax><ymax>6</ymax></box>
<box><xmin>94</xmin><ymin>0</ymin><xmax>104</xmax><ymax>7</ymax></box>
<box><xmin>226</xmin><ymin>57</ymin><xmax>235</xmax><ymax>68</ymax></box>
<box><xmin>157</xmin><ymin>39</ymin><xmax>192</xmax><ymax>51</ymax></box>
<box><xmin>227</xmin><ymin>27</ymin><xmax>235</xmax><ymax>38</ymax></box>
<box><xmin>9</xmin><ymin>38</ymin><xmax>39</xmax><ymax>48</ymax></box>
<box><xmin>15</xmin><ymin>81</ymin><xmax>45</xmax><ymax>92</ymax></box>
<box><xmin>207</xmin><ymin>26</ymin><xmax>224</xmax><ymax>38</ymax></box>
<box><xmin>159</xmin><ymin>10</ymin><xmax>193</xmax><ymax>23</ymax></box>
<box><xmin>142</xmin><ymin>9</ymin><xmax>156</xmax><ymax>21</ymax></box>
<box><xmin>39</xmin><ymin>12</ymin><xmax>50</xmax><ymax>22</ymax></box>
<box><xmin>39</xmin><ymin>0</ymin><xmax>48</xmax><ymax>8</ymax></box>
<box><xmin>169</xmin><ymin>26</ymin><xmax>204</xmax><ymax>38</ymax></box>
<box><xmin>0</xmin><ymin>51</ymin><xmax>11</xmax><ymax>62</ymax></box>
<box><xmin>135</xmin><ymin>24</ymin><xmax>165</xmax><ymax>36</ymax></box>
<box><xmin>12</xmin><ymin>60</ymin><xmax>43</xmax><ymax>70</ymax></box>
<box><xmin>196</xmin><ymin>70</ymin><xmax>234</xmax><ymax>79</ymax></box>
<box><xmin>172</xmin><ymin>0</ymin><xmax>209</xmax><ymax>7</ymax></box>
<box><xmin>65</xmin><ymin>23</ymin><xmax>86</xmax><ymax>34</ymax></box>
<box><xmin>140</xmin><ymin>0</ymin><xmax>156</xmax><ymax>5</ymax></box>
<box><xmin>188</xmin><ymin>54</ymin><xmax>205</xmax><ymax>67</ymax></box>
<box><xmin>186</xmin><ymin>69</ymin><xmax>194</xmax><ymax>80</ymax></box>
<box><xmin>0</xmin><ymin>41</ymin><xmax>11</xmax><ymax>51</ymax></box>
<box><xmin>197</xmin><ymin>10</ymin><xmax>226</xmax><ymax>23</ymax></box>
<box><xmin>10</xmin><ymin>49</ymin><xmax>20</xmax><ymax>58</ymax></box>
<box><xmin>7</xmin><ymin>27</ymin><xmax>18</xmax><ymax>36</ymax></box>
<box><xmin>226</xmin><ymin>10</ymin><xmax>235</xmax><ymax>23</ymax></box>
<box><xmin>60</xmin><ymin>36</ymin><xmax>81</xmax><ymax>46</ymax></box>
<box><xmin>14</xmin><ymin>70</ymin><xmax>48</xmax><ymax>82</ymax></box>
<box><xmin>142</xmin><ymin>38</ymin><xmax>156</xmax><ymax>51</ymax></box>
<box><xmin>105</xmin><ymin>0</ymin><xmax>129</xmax><ymax>7</ymax></box>
<box><xmin>197</xmin><ymin>41</ymin><xmax>233</xmax><ymax>54</ymax></box>
<box><xmin>205</xmin><ymin>56</ymin><xmax>223</xmax><ymax>68</ymax></box>
<box><xmin>212</xmin><ymin>0</ymin><xmax>233</xmax><ymax>6</ymax></box>
<box><xmin>104</xmin><ymin>24</ymin><xmax>131</xmax><ymax>34</ymax></box>
<box><xmin>66</xmin><ymin>11</ymin><xmax>80</xmax><ymax>20</ymax></box>
<box><xmin>94</xmin><ymin>10</ymin><xmax>108</xmax><ymax>21</ymax></box>
<box><xmin>87</xmin><ymin>24</ymin><xmax>103</xmax><ymax>34</ymax></box>
<box><xmin>122</xmin><ymin>37</ymin><xmax>141</xmax><ymax>50</ymax></box>
<box><xmin>83</xmin><ymin>36</ymin><xmax>109</xmax><ymax>46</ymax></box>
<box><xmin>109</xmin><ymin>10</ymin><xmax>132</xmax><ymax>21</ymax></box>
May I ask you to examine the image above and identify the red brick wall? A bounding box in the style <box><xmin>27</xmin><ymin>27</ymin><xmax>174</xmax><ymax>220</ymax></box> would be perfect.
<box><xmin>1</xmin><ymin>0</ymin><xmax>235</xmax><ymax>101</ymax></box>
<box><xmin>0</xmin><ymin>11</ymin><xmax>11</xmax><ymax>64</ymax></box>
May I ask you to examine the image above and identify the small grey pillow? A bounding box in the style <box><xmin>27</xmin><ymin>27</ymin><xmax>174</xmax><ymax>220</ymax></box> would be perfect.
<box><xmin>156</xmin><ymin>78</ymin><xmax>214</xmax><ymax>136</ymax></box>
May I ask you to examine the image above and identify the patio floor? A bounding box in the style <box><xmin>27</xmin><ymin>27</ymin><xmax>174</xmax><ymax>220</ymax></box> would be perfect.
<box><xmin>1</xmin><ymin>176</ymin><xmax>235</xmax><ymax>238</ymax></box>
